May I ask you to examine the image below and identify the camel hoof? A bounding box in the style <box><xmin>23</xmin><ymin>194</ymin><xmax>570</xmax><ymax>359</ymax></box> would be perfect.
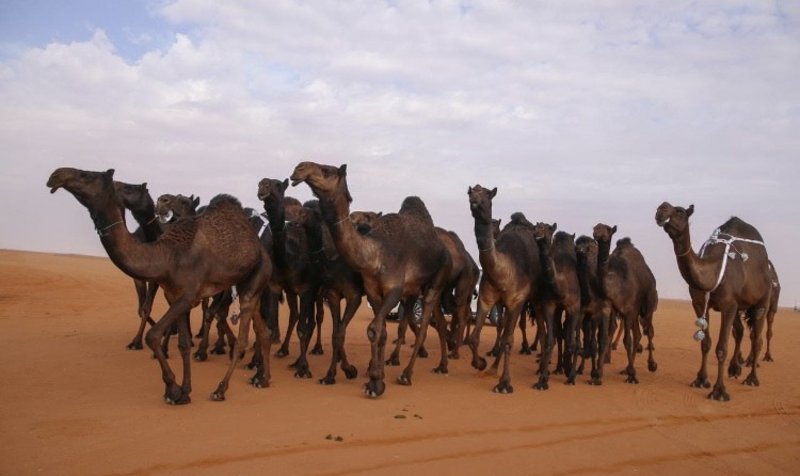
<box><xmin>432</xmin><ymin>365</ymin><xmax>448</xmax><ymax>375</ymax></box>
<box><xmin>625</xmin><ymin>374</ymin><xmax>639</xmax><ymax>384</ymax></box>
<box><xmin>397</xmin><ymin>372</ymin><xmax>412</xmax><ymax>386</ymax></box>
<box><xmin>472</xmin><ymin>357</ymin><xmax>487</xmax><ymax>371</ymax></box>
<box><xmin>193</xmin><ymin>351</ymin><xmax>208</xmax><ymax>362</ymax></box>
<box><xmin>164</xmin><ymin>386</ymin><xmax>191</xmax><ymax>405</ymax></box>
<box><xmin>690</xmin><ymin>378</ymin><xmax>711</xmax><ymax>389</ymax></box>
<box><xmin>343</xmin><ymin>365</ymin><xmax>358</xmax><ymax>380</ymax></box>
<box><xmin>448</xmin><ymin>351</ymin><xmax>460</xmax><ymax>360</ymax></box>
<box><xmin>417</xmin><ymin>347</ymin><xmax>428</xmax><ymax>358</ymax></box>
<box><xmin>763</xmin><ymin>353</ymin><xmax>774</xmax><ymax>362</ymax></box>
<box><xmin>588</xmin><ymin>378</ymin><xmax>603</xmax><ymax>386</ymax></box>
<box><xmin>126</xmin><ymin>341</ymin><xmax>144</xmax><ymax>350</ymax></box>
<box><xmin>311</xmin><ymin>345</ymin><xmax>324</xmax><ymax>355</ymax></box>
<box><xmin>210</xmin><ymin>392</ymin><xmax>225</xmax><ymax>402</ymax></box>
<box><xmin>564</xmin><ymin>377</ymin><xmax>576</xmax><ymax>386</ymax></box>
<box><xmin>728</xmin><ymin>364</ymin><xmax>742</xmax><ymax>379</ymax></box>
<box><xmin>533</xmin><ymin>379</ymin><xmax>549</xmax><ymax>391</ymax></box>
<box><xmin>249</xmin><ymin>375</ymin><xmax>269</xmax><ymax>388</ymax></box>
<box><xmin>486</xmin><ymin>349</ymin><xmax>499</xmax><ymax>357</ymax></box>
<box><xmin>493</xmin><ymin>382</ymin><xmax>513</xmax><ymax>394</ymax></box>
<box><xmin>743</xmin><ymin>375</ymin><xmax>760</xmax><ymax>387</ymax></box>
<box><xmin>553</xmin><ymin>367</ymin><xmax>564</xmax><ymax>376</ymax></box>
<box><xmin>519</xmin><ymin>346</ymin><xmax>532</xmax><ymax>355</ymax></box>
<box><xmin>363</xmin><ymin>380</ymin><xmax>385</xmax><ymax>398</ymax></box>
<box><xmin>211</xmin><ymin>347</ymin><xmax>227</xmax><ymax>355</ymax></box>
<box><xmin>294</xmin><ymin>367</ymin><xmax>312</xmax><ymax>379</ymax></box>
<box><xmin>708</xmin><ymin>386</ymin><xmax>730</xmax><ymax>401</ymax></box>
<box><xmin>275</xmin><ymin>348</ymin><xmax>289</xmax><ymax>358</ymax></box>
<box><xmin>385</xmin><ymin>355</ymin><xmax>401</xmax><ymax>366</ymax></box>
<box><xmin>319</xmin><ymin>375</ymin><xmax>336</xmax><ymax>385</ymax></box>
<box><xmin>648</xmin><ymin>361</ymin><xmax>658</xmax><ymax>372</ymax></box>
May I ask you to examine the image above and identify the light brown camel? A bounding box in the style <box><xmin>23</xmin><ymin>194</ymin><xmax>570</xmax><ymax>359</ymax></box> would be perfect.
<box><xmin>291</xmin><ymin>162</ymin><xmax>452</xmax><ymax>398</ymax></box>
<box><xmin>48</xmin><ymin>167</ymin><xmax>273</xmax><ymax>404</ymax></box>
<box><xmin>466</xmin><ymin>186</ymin><xmax>551</xmax><ymax>393</ymax></box>
<box><xmin>656</xmin><ymin>202</ymin><xmax>772</xmax><ymax>400</ymax></box>
<box><xmin>532</xmin><ymin>223</ymin><xmax>582</xmax><ymax>384</ymax></box>
<box><xmin>593</xmin><ymin>224</ymin><xmax>658</xmax><ymax>385</ymax></box>
<box><xmin>257</xmin><ymin>178</ymin><xmax>321</xmax><ymax>378</ymax></box>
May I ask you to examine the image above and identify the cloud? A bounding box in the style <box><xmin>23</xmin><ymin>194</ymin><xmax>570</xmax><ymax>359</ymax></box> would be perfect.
<box><xmin>1</xmin><ymin>1</ymin><xmax>798</xmax><ymax>304</ymax></box>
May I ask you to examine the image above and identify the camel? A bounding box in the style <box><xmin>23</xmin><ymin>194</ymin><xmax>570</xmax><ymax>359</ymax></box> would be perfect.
<box><xmin>291</xmin><ymin>162</ymin><xmax>452</xmax><ymax>398</ymax></box>
<box><xmin>48</xmin><ymin>167</ymin><xmax>273</xmax><ymax>404</ymax></box>
<box><xmin>656</xmin><ymin>202</ymin><xmax>773</xmax><ymax>400</ymax></box>
<box><xmin>257</xmin><ymin>178</ymin><xmax>321</xmax><ymax>378</ymax></box>
<box><xmin>466</xmin><ymin>186</ymin><xmax>551</xmax><ymax>393</ymax></box>
<box><xmin>593</xmin><ymin>224</ymin><xmax>658</xmax><ymax>384</ymax></box>
<box><xmin>350</xmin><ymin>211</ymin><xmax>383</xmax><ymax>234</ymax></box>
<box><xmin>532</xmin><ymin>223</ymin><xmax>582</xmax><ymax>384</ymax></box>
<box><xmin>113</xmin><ymin>181</ymin><xmax>162</xmax><ymax>350</ymax></box>
<box><xmin>574</xmin><ymin>235</ymin><xmax>611</xmax><ymax>385</ymax></box>
<box><xmin>295</xmin><ymin>200</ymin><xmax>365</xmax><ymax>385</ymax></box>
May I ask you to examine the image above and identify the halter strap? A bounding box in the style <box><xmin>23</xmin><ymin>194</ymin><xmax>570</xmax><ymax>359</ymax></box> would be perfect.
<box><xmin>96</xmin><ymin>220</ymin><xmax>124</xmax><ymax>237</ymax></box>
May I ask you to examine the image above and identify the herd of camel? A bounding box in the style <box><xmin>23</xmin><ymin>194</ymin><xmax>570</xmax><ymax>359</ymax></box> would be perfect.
<box><xmin>47</xmin><ymin>163</ymin><xmax>780</xmax><ymax>405</ymax></box>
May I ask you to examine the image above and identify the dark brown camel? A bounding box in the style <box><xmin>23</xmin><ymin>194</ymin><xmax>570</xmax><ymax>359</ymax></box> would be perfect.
<box><xmin>466</xmin><ymin>186</ymin><xmax>551</xmax><ymax>393</ymax></box>
<box><xmin>113</xmin><ymin>181</ymin><xmax>162</xmax><ymax>351</ymax></box>
<box><xmin>593</xmin><ymin>224</ymin><xmax>658</xmax><ymax>384</ymax></box>
<box><xmin>291</xmin><ymin>162</ymin><xmax>452</xmax><ymax>398</ymax></box>
<box><xmin>532</xmin><ymin>223</ymin><xmax>582</xmax><ymax>384</ymax></box>
<box><xmin>295</xmin><ymin>200</ymin><xmax>365</xmax><ymax>385</ymax></box>
<box><xmin>257</xmin><ymin>178</ymin><xmax>321</xmax><ymax>378</ymax></box>
<box><xmin>656</xmin><ymin>202</ymin><xmax>773</xmax><ymax>400</ymax></box>
<box><xmin>48</xmin><ymin>168</ymin><xmax>273</xmax><ymax>404</ymax></box>
<box><xmin>574</xmin><ymin>235</ymin><xmax>611</xmax><ymax>385</ymax></box>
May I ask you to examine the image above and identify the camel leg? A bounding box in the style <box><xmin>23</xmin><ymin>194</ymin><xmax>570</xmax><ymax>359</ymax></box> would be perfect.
<box><xmin>336</xmin><ymin>296</ymin><xmax>361</xmax><ymax>380</ymax></box>
<box><xmin>292</xmin><ymin>290</ymin><xmax>316</xmax><ymax>379</ymax></box>
<box><xmin>494</xmin><ymin>302</ymin><xmax>524</xmax><ymax>394</ymax></box>
<box><xmin>730</xmin><ymin>314</ymin><xmax>745</xmax><ymax>375</ymax></box>
<box><xmin>589</xmin><ymin>311</ymin><xmax>610</xmax><ymax>385</ymax></box>
<box><xmin>127</xmin><ymin>278</ymin><xmax>154</xmax><ymax>350</ymax></box>
<box><xmin>388</xmin><ymin>297</ymin><xmax>417</xmax><ymax>365</ymax></box>
<box><xmin>195</xmin><ymin>292</ymin><xmax>223</xmax><ymax>361</ymax></box>
<box><xmin>212</xmin><ymin>285</ymin><xmax>271</xmax><ymax>401</ymax></box>
<box><xmin>763</xmin><ymin>309</ymin><xmax>775</xmax><ymax>362</ymax></box>
<box><xmin>398</xmin><ymin>292</ymin><xmax>445</xmax><ymax>385</ymax></box>
<box><xmin>689</xmin><ymin>292</ymin><xmax>712</xmax><ymax>388</ymax></box>
<box><xmin>519</xmin><ymin>309</ymin><xmax>531</xmax><ymax>355</ymax></box>
<box><xmin>534</xmin><ymin>304</ymin><xmax>556</xmax><ymax>390</ymax></box>
<box><xmin>553</xmin><ymin>309</ymin><xmax>565</xmax><ymax>375</ymax></box>
<box><xmin>320</xmin><ymin>294</ymin><xmax>362</xmax><ymax>385</ymax></box>
<box><xmin>145</xmin><ymin>297</ymin><xmax>193</xmax><ymax>405</ymax></box>
<box><xmin>429</xmin><ymin>304</ymin><xmax>450</xmax><ymax>374</ymax></box>
<box><xmin>311</xmin><ymin>294</ymin><xmax>325</xmax><ymax>355</ymax></box>
<box><xmin>708</xmin><ymin>304</ymin><xmax>737</xmax><ymax>401</ymax></box>
<box><xmin>365</xmin><ymin>289</ymin><xmax>400</xmax><ymax>398</ymax></box>
<box><xmin>743</xmin><ymin>305</ymin><xmax>767</xmax><ymax>387</ymax></box>
<box><xmin>610</xmin><ymin>314</ymin><xmax>622</xmax><ymax>351</ymax></box>
<box><xmin>643</xmin><ymin>293</ymin><xmax>658</xmax><ymax>373</ymax></box>
<box><xmin>577</xmin><ymin>316</ymin><xmax>591</xmax><ymax>375</ymax></box>
<box><xmin>621</xmin><ymin>311</ymin><xmax>639</xmax><ymax>384</ymax></box>
<box><xmin>277</xmin><ymin>292</ymin><xmax>299</xmax><ymax>358</ymax></box>
<box><xmin>320</xmin><ymin>296</ymin><xmax>343</xmax><ymax>385</ymax></box>
<box><xmin>467</xmin><ymin>296</ymin><xmax>496</xmax><ymax>372</ymax></box>
<box><xmin>176</xmin><ymin>311</ymin><xmax>193</xmax><ymax>398</ymax></box>
<box><xmin>563</xmin><ymin>307</ymin><xmax>581</xmax><ymax>385</ymax></box>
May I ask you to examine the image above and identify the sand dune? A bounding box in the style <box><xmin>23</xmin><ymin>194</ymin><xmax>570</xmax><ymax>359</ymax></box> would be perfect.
<box><xmin>0</xmin><ymin>249</ymin><xmax>798</xmax><ymax>475</ymax></box>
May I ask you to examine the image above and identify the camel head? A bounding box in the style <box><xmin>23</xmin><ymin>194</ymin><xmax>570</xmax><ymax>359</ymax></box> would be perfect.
<box><xmin>48</xmin><ymin>167</ymin><xmax>115</xmax><ymax>210</ymax></box>
<box><xmin>533</xmin><ymin>222</ymin><xmax>557</xmax><ymax>243</ymax></box>
<box><xmin>114</xmin><ymin>181</ymin><xmax>152</xmax><ymax>212</ymax></box>
<box><xmin>257</xmin><ymin>178</ymin><xmax>289</xmax><ymax>206</ymax></box>
<box><xmin>592</xmin><ymin>223</ymin><xmax>617</xmax><ymax>244</ymax></box>
<box><xmin>467</xmin><ymin>184</ymin><xmax>496</xmax><ymax>221</ymax></box>
<box><xmin>155</xmin><ymin>194</ymin><xmax>199</xmax><ymax>224</ymax></box>
<box><xmin>290</xmin><ymin>162</ymin><xmax>352</xmax><ymax>203</ymax></box>
<box><xmin>655</xmin><ymin>202</ymin><xmax>693</xmax><ymax>239</ymax></box>
<box><xmin>350</xmin><ymin>211</ymin><xmax>382</xmax><ymax>234</ymax></box>
<box><xmin>575</xmin><ymin>235</ymin><xmax>599</xmax><ymax>260</ymax></box>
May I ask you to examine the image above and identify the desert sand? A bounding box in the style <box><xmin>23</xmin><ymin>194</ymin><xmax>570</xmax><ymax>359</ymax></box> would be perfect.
<box><xmin>0</xmin><ymin>249</ymin><xmax>798</xmax><ymax>475</ymax></box>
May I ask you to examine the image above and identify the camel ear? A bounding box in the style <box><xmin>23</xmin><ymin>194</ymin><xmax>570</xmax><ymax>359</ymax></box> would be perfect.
<box><xmin>193</xmin><ymin>196</ymin><xmax>200</xmax><ymax>208</ymax></box>
<box><xmin>339</xmin><ymin>164</ymin><xmax>347</xmax><ymax>176</ymax></box>
<box><xmin>467</xmin><ymin>186</ymin><xmax>472</xmax><ymax>194</ymax></box>
<box><xmin>490</xmin><ymin>187</ymin><xmax>497</xmax><ymax>198</ymax></box>
<box><xmin>377</xmin><ymin>212</ymin><xmax>383</xmax><ymax>217</ymax></box>
<box><xmin>141</xmin><ymin>182</ymin><xmax>148</xmax><ymax>190</ymax></box>
<box><xmin>106</xmin><ymin>169</ymin><xmax>115</xmax><ymax>179</ymax></box>
<box><xmin>612</xmin><ymin>225</ymin><xmax>617</xmax><ymax>233</ymax></box>
<box><xmin>282</xmin><ymin>178</ymin><xmax>289</xmax><ymax>190</ymax></box>
<box><xmin>552</xmin><ymin>222</ymin><xmax>558</xmax><ymax>231</ymax></box>
<box><xmin>687</xmin><ymin>204</ymin><xmax>694</xmax><ymax>217</ymax></box>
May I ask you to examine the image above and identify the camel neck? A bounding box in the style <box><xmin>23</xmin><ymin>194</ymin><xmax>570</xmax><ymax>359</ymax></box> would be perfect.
<box><xmin>264</xmin><ymin>198</ymin><xmax>288</xmax><ymax>267</ymax></box>
<box><xmin>319</xmin><ymin>186</ymin><xmax>369</xmax><ymax>272</ymax></box>
<box><xmin>536</xmin><ymin>238</ymin><xmax>560</xmax><ymax>298</ymax></box>
<box><xmin>131</xmin><ymin>206</ymin><xmax>161</xmax><ymax>242</ymax></box>
<box><xmin>93</xmin><ymin>198</ymin><xmax>166</xmax><ymax>282</ymax></box>
<box><xmin>671</xmin><ymin>227</ymin><xmax>723</xmax><ymax>292</ymax></box>
<box><xmin>473</xmin><ymin>215</ymin><xmax>497</xmax><ymax>269</ymax></box>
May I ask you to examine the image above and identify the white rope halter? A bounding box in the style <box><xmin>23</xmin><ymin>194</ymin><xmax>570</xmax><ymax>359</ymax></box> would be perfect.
<box><xmin>693</xmin><ymin>227</ymin><xmax>766</xmax><ymax>341</ymax></box>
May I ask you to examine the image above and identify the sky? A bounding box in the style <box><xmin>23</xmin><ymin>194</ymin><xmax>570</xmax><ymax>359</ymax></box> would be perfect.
<box><xmin>0</xmin><ymin>1</ymin><xmax>798</xmax><ymax>308</ymax></box>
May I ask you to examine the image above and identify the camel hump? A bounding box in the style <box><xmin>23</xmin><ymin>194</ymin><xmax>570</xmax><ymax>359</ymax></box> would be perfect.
<box><xmin>399</xmin><ymin>196</ymin><xmax>433</xmax><ymax>224</ymax></box>
<box><xmin>554</xmin><ymin>231</ymin><xmax>574</xmax><ymax>245</ymax></box>
<box><xmin>208</xmin><ymin>193</ymin><xmax>243</xmax><ymax>210</ymax></box>
<box><xmin>616</xmin><ymin>237</ymin><xmax>633</xmax><ymax>247</ymax></box>
<box><xmin>504</xmin><ymin>212</ymin><xmax>535</xmax><ymax>232</ymax></box>
<box><xmin>720</xmin><ymin>216</ymin><xmax>764</xmax><ymax>242</ymax></box>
